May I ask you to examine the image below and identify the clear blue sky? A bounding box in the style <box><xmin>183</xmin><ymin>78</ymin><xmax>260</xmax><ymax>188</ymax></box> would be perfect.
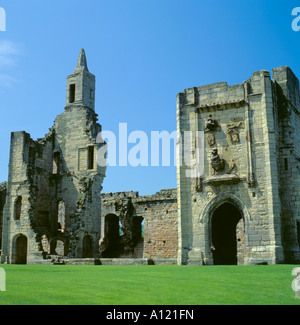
<box><xmin>0</xmin><ymin>0</ymin><xmax>299</xmax><ymax>195</ymax></box>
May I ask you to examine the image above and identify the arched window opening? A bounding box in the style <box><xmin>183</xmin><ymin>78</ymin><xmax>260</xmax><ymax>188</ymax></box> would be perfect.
<box><xmin>53</xmin><ymin>152</ymin><xmax>61</xmax><ymax>175</ymax></box>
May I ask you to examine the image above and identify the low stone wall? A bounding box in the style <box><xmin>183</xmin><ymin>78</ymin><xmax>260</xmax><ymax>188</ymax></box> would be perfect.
<box><xmin>65</xmin><ymin>258</ymin><xmax>101</xmax><ymax>265</ymax></box>
<box><xmin>147</xmin><ymin>258</ymin><xmax>177</xmax><ymax>265</ymax></box>
<box><xmin>26</xmin><ymin>258</ymin><xmax>178</xmax><ymax>266</ymax></box>
<box><xmin>98</xmin><ymin>258</ymin><xmax>148</xmax><ymax>265</ymax></box>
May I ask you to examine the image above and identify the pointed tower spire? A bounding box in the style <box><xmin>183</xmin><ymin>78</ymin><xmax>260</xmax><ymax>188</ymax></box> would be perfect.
<box><xmin>73</xmin><ymin>48</ymin><xmax>89</xmax><ymax>73</ymax></box>
<box><xmin>66</xmin><ymin>49</ymin><xmax>95</xmax><ymax>110</ymax></box>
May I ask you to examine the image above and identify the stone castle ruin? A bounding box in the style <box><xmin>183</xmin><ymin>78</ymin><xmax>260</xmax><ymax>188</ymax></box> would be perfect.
<box><xmin>0</xmin><ymin>50</ymin><xmax>106</xmax><ymax>264</ymax></box>
<box><xmin>177</xmin><ymin>67</ymin><xmax>300</xmax><ymax>265</ymax></box>
<box><xmin>0</xmin><ymin>50</ymin><xmax>299</xmax><ymax>265</ymax></box>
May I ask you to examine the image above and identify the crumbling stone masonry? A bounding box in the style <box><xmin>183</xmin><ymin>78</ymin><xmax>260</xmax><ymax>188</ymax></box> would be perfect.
<box><xmin>0</xmin><ymin>49</ymin><xmax>106</xmax><ymax>264</ymax></box>
<box><xmin>177</xmin><ymin>66</ymin><xmax>300</xmax><ymax>265</ymax></box>
<box><xmin>1</xmin><ymin>51</ymin><xmax>300</xmax><ymax>266</ymax></box>
<box><xmin>100</xmin><ymin>189</ymin><xmax>178</xmax><ymax>264</ymax></box>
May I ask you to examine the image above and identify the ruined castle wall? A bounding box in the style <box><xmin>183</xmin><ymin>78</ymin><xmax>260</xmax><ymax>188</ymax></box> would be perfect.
<box><xmin>273</xmin><ymin>66</ymin><xmax>300</xmax><ymax>262</ymax></box>
<box><xmin>1</xmin><ymin>50</ymin><xmax>106</xmax><ymax>264</ymax></box>
<box><xmin>32</xmin><ymin>136</ymin><xmax>57</xmax><ymax>237</ymax></box>
<box><xmin>134</xmin><ymin>189</ymin><xmax>178</xmax><ymax>259</ymax></box>
<box><xmin>53</xmin><ymin>106</ymin><xmax>105</xmax><ymax>258</ymax></box>
<box><xmin>1</xmin><ymin>132</ymin><xmax>44</xmax><ymax>263</ymax></box>
<box><xmin>100</xmin><ymin>189</ymin><xmax>178</xmax><ymax>260</ymax></box>
<box><xmin>1</xmin><ymin>108</ymin><xmax>105</xmax><ymax>263</ymax></box>
<box><xmin>177</xmin><ymin>68</ymin><xmax>294</xmax><ymax>265</ymax></box>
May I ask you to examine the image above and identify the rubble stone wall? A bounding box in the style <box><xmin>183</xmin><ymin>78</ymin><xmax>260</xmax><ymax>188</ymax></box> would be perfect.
<box><xmin>100</xmin><ymin>189</ymin><xmax>178</xmax><ymax>260</ymax></box>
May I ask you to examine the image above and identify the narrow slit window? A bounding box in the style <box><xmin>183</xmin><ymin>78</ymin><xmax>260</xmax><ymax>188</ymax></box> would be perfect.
<box><xmin>28</xmin><ymin>146</ymin><xmax>34</xmax><ymax>165</ymax></box>
<box><xmin>15</xmin><ymin>196</ymin><xmax>22</xmax><ymax>220</ymax></box>
<box><xmin>297</xmin><ymin>222</ymin><xmax>300</xmax><ymax>247</ymax></box>
<box><xmin>88</xmin><ymin>146</ymin><xmax>94</xmax><ymax>170</ymax></box>
<box><xmin>69</xmin><ymin>84</ymin><xmax>76</xmax><ymax>103</ymax></box>
<box><xmin>57</xmin><ymin>201</ymin><xmax>65</xmax><ymax>233</ymax></box>
<box><xmin>284</xmin><ymin>158</ymin><xmax>288</xmax><ymax>171</ymax></box>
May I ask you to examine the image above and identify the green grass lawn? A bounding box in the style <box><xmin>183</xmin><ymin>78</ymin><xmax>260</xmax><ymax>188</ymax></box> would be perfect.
<box><xmin>0</xmin><ymin>264</ymin><xmax>299</xmax><ymax>305</ymax></box>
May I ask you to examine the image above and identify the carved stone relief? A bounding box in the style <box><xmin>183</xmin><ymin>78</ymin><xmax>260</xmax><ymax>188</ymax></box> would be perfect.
<box><xmin>226</xmin><ymin>121</ymin><xmax>244</xmax><ymax>143</ymax></box>
<box><xmin>211</xmin><ymin>148</ymin><xmax>225</xmax><ymax>175</ymax></box>
<box><xmin>206</xmin><ymin>133</ymin><xmax>215</xmax><ymax>147</ymax></box>
<box><xmin>205</xmin><ymin>115</ymin><xmax>218</xmax><ymax>132</ymax></box>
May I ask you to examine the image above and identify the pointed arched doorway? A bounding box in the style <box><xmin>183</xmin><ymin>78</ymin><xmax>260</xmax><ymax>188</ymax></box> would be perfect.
<box><xmin>13</xmin><ymin>234</ymin><xmax>28</xmax><ymax>264</ymax></box>
<box><xmin>211</xmin><ymin>202</ymin><xmax>244</xmax><ymax>265</ymax></box>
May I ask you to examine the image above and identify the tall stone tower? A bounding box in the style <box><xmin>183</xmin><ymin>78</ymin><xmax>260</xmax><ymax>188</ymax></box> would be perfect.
<box><xmin>1</xmin><ymin>49</ymin><xmax>106</xmax><ymax>264</ymax></box>
<box><xmin>177</xmin><ymin>66</ymin><xmax>300</xmax><ymax>265</ymax></box>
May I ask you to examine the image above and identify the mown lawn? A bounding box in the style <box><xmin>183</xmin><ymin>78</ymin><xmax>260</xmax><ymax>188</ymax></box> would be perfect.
<box><xmin>0</xmin><ymin>264</ymin><xmax>299</xmax><ymax>305</ymax></box>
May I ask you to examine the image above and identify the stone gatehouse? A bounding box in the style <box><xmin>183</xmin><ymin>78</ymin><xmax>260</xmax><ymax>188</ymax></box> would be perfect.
<box><xmin>177</xmin><ymin>66</ymin><xmax>300</xmax><ymax>265</ymax></box>
<box><xmin>0</xmin><ymin>49</ymin><xmax>299</xmax><ymax>265</ymax></box>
